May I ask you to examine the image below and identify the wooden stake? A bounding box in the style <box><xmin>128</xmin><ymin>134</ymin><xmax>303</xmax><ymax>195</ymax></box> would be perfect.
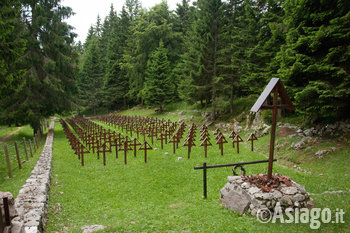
<box><xmin>29</xmin><ymin>140</ymin><xmax>33</xmax><ymax>157</ymax></box>
<box><xmin>14</xmin><ymin>141</ymin><xmax>22</xmax><ymax>169</ymax></box>
<box><xmin>23</xmin><ymin>137</ymin><xmax>29</xmax><ymax>161</ymax></box>
<box><xmin>4</xmin><ymin>144</ymin><xmax>12</xmax><ymax>178</ymax></box>
<box><xmin>268</xmin><ymin>87</ymin><xmax>278</xmax><ymax>179</ymax></box>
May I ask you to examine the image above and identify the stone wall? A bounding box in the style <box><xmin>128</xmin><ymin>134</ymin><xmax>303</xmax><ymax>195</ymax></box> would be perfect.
<box><xmin>11</xmin><ymin>121</ymin><xmax>55</xmax><ymax>233</ymax></box>
<box><xmin>220</xmin><ymin>175</ymin><xmax>314</xmax><ymax>216</ymax></box>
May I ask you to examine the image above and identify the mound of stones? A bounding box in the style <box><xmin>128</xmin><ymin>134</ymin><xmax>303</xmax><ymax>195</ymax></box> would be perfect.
<box><xmin>220</xmin><ymin>174</ymin><xmax>314</xmax><ymax>216</ymax></box>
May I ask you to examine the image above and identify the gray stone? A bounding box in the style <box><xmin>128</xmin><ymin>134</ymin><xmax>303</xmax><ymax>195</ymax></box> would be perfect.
<box><xmin>281</xmin><ymin>186</ymin><xmax>298</xmax><ymax>195</ymax></box>
<box><xmin>164</xmin><ymin>152</ymin><xmax>169</xmax><ymax>155</ymax></box>
<box><xmin>293</xmin><ymin>194</ymin><xmax>305</xmax><ymax>202</ymax></box>
<box><xmin>82</xmin><ymin>225</ymin><xmax>107</xmax><ymax>233</ymax></box>
<box><xmin>24</xmin><ymin>226</ymin><xmax>39</xmax><ymax>233</ymax></box>
<box><xmin>227</xmin><ymin>176</ymin><xmax>241</xmax><ymax>183</ymax></box>
<box><xmin>248</xmin><ymin>187</ymin><xmax>260</xmax><ymax>195</ymax></box>
<box><xmin>241</xmin><ymin>182</ymin><xmax>250</xmax><ymax>189</ymax></box>
<box><xmin>306</xmin><ymin>199</ymin><xmax>315</xmax><ymax>209</ymax></box>
<box><xmin>271</xmin><ymin>190</ymin><xmax>282</xmax><ymax>199</ymax></box>
<box><xmin>280</xmin><ymin>195</ymin><xmax>293</xmax><ymax>207</ymax></box>
<box><xmin>11</xmin><ymin>217</ymin><xmax>24</xmax><ymax>233</ymax></box>
<box><xmin>251</xmin><ymin>198</ymin><xmax>263</xmax><ymax>208</ymax></box>
<box><xmin>220</xmin><ymin>185</ymin><xmax>251</xmax><ymax>216</ymax></box>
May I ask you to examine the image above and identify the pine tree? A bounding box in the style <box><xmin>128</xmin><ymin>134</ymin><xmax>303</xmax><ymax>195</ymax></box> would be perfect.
<box><xmin>78</xmin><ymin>36</ymin><xmax>104</xmax><ymax>114</ymax></box>
<box><xmin>1</xmin><ymin>0</ymin><xmax>77</xmax><ymax>132</ymax></box>
<box><xmin>276</xmin><ymin>0</ymin><xmax>350</xmax><ymax>123</ymax></box>
<box><xmin>142</xmin><ymin>41</ymin><xmax>174</xmax><ymax>112</ymax></box>
<box><xmin>177</xmin><ymin>0</ymin><xmax>225</xmax><ymax>119</ymax></box>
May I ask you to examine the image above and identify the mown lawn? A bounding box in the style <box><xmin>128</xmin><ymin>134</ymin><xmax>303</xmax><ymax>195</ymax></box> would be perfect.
<box><xmin>46</xmin><ymin>118</ymin><xmax>349</xmax><ymax>232</ymax></box>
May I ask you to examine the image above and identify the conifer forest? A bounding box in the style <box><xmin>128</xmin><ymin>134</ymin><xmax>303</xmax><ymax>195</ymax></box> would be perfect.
<box><xmin>1</xmin><ymin>0</ymin><xmax>350</xmax><ymax>132</ymax></box>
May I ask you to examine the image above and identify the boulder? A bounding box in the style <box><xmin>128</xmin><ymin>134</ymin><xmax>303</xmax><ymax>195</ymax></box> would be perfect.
<box><xmin>220</xmin><ymin>185</ymin><xmax>251</xmax><ymax>216</ymax></box>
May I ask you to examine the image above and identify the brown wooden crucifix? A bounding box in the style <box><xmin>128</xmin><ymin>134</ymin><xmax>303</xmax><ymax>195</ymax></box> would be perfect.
<box><xmin>118</xmin><ymin>140</ymin><xmax>132</xmax><ymax>165</ymax></box>
<box><xmin>232</xmin><ymin>135</ymin><xmax>243</xmax><ymax>153</ymax></box>
<box><xmin>250</xmin><ymin>78</ymin><xmax>294</xmax><ymax>179</ymax></box>
<box><xmin>216</xmin><ymin>134</ymin><xmax>228</xmax><ymax>156</ymax></box>
<box><xmin>200</xmin><ymin>137</ymin><xmax>212</xmax><ymax>158</ymax></box>
<box><xmin>247</xmin><ymin>133</ymin><xmax>258</xmax><ymax>151</ymax></box>
<box><xmin>129</xmin><ymin>138</ymin><xmax>141</xmax><ymax>157</ymax></box>
<box><xmin>183</xmin><ymin>137</ymin><xmax>195</xmax><ymax>159</ymax></box>
<box><xmin>138</xmin><ymin>140</ymin><xmax>153</xmax><ymax>163</ymax></box>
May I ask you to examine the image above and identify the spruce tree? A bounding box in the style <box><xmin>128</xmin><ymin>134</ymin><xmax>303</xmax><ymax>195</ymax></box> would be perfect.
<box><xmin>142</xmin><ymin>41</ymin><xmax>174</xmax><ymax>112</ymax></box>
<box><xmin>1</xmin><ymin>0</ymin><xmax>77</xmax><ymax>132</ymax></box>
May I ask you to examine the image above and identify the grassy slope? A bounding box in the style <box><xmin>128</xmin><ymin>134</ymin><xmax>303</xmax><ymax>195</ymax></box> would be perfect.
<box><xmin>0</xmin><ymin>125</ymin><xmax>47</xmax><ymax>195</ymax></box>
<box><xmin>46</xmin><ymin>107</ymin><xmax>349</xmax><ymax>233</ymax></box>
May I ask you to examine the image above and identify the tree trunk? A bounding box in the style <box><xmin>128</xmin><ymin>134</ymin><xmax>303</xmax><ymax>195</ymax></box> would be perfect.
<box><xmin>211</xmin><ymin>89</ymin><xmax>216</xmax><ymax>120</ymax></box>
<box><xmin>31</xmin><ymin>119</ymin><xmax>42</xmax><ymax>135</ymax></box>
<box><xmin>211</xmin><ymin>18</ymin><xmax>218</xmax><ymax>121</ymax></box>
<box><xmin>230</xmin><ymin>82</ymin><xmax>234</xmax><ymax>114</ymax></box>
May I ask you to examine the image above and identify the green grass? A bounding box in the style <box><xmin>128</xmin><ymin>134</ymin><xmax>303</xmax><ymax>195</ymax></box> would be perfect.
<box><xmin>0</xmin><ymin>125</ymin><xmax>23</xmax><ymax>139</ymax></box>
<box><xmin>46</xmin><ymin>118</ymin><xmax>349</xmax><ymax>232</ymax></box>
<box><xmin>0</xmin><ymin>125</ymin><xmax>48</xmax><ymax>195</ymax></box>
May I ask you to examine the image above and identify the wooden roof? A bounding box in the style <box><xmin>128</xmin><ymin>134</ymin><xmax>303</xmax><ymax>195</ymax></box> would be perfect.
<box><xmin>250</xmin><ymin>78</ymin><xmax>294</xmax><ymax>112</ymax></box>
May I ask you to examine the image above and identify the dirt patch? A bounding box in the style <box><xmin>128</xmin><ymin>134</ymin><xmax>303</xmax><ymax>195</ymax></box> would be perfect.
<box><xmin>0</xmin><ymin>126</ymin><xmax>24</xmax><ymax>144</ymax></box>
<box><xmin>278</xmin><ymin>126</ymin><xmax>296</xmax><ymax>137</ymax></box>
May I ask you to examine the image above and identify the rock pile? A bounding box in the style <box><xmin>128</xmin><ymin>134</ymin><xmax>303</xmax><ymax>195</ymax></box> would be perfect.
<box><xmin>11</xmin><ymin>121</ymin><xmax>55</xmax><ymax>233</ymax></box>
<box><xmin>220</xmin><ymin>175</ymin><xmax>314</xmax><ymax>216</ymax></box>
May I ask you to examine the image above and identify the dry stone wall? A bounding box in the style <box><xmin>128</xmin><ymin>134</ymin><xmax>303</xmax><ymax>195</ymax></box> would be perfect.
<box><xmin>220</xmin><ymin>175</ymin><xmax>314</xmax><ymax>216</ymax></box>
<box><xmin>11</xmin><ymin>121</ymin><xmax>55</xmax><ymax>233</ymax></box>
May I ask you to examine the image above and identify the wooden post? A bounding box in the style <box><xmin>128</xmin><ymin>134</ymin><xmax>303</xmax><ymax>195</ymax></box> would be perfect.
<box><xmin>203</xmin><ymin>162</ymin><xmax>207</xmax><ymax>199</ymax></box>
<box><xmin>4</xmin><ymin>144</ymin><xmax>12</xmax><ymax>178</ymax></box>
<box><xmin>14</xmin><ymin>141</ymin><xmax>22</xmax><ymax>169</ymax></box>
<box><xmin>23</xmin><ymin>137</ymin><xmax>29</xmax><ymax>161</ymax></box>
<box><xmin>81</xmin><ymin>144</ymin><xmax>84</xmax><ymax>166</ymax></box>
<box><xmin>268</xmin><ymin>87</ymin><xmax>278</xmax><ymax>179</ymax></box>
<box><xmin>3</xmin><ymin>197</ymin><xmax>11</xmax><ymax>226</ymax></box>
<box><xmin>29</xmin><ymin>140</ymin><xmax>33</xmax><ymax>157</ymax></box>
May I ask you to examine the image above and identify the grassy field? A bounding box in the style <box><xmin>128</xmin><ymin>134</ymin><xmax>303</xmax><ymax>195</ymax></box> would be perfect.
<box><xmin>0</xmin><ymin>125</ymin><xmax>47</xmax><ymax>195</ymax></box>
<box><xmin>46</xmin><ymin>109</ymin><xmax>349</xmax><ymax>233</ymax></box>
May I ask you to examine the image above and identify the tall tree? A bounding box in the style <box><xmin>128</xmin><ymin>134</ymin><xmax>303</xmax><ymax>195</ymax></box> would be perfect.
<box><xmin>276</xmin><ymin>0</ymin><xmax>350</xmax><ymax>123</ymax></box>
<box><xmin>103</xmin><ymin>5</ymin><xmax>131</xmax><ymax>109</ymax></box>
<box><xmin>0</xmin><ymin>0</ymin><xmax>26</xmax><ymax>101</ymax></box>
<box><xmin>177</xmin><ymin>0</ymin><xmax>225</xmax><ymax>119</ymax></box>
<box><xmin>78</xmin><ymin>36</ymin><xmax>104</xmax><ymax>114</ymax></box>
<box><xmin>142</xmin><ymin>41</ymin><xmax>174</xmax><ymax>112</ymax></box>
<box><xmin>1</xmin><ymin>0</ymin><xmax>77</xmax><ymax>132</ymax></box>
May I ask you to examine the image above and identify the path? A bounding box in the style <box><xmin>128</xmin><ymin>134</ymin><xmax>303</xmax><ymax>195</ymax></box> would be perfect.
<box><xmin>0</xmin><ymin>126</ymin><xmax>24</xmax><ymax>144</ymax></box>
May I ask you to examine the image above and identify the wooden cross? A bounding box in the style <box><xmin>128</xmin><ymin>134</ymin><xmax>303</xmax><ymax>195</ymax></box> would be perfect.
<box><xmin>247</xmin><ymin>133</ymin><xmax>258</xmax><ymax>151</ymax></box>
<box><xmin>250</xmin><ymin>78</ymin><xmax>294</xmax><ymax>179</ymax></box>
<box><xmin>97</xmin><ymin>141</ymin><xmax>112</xmax><ymax>166</ymax></box>
<box><xmin>118</xmin><ymin>140</ymin><xmax>132</xmax><ymax>165</ymax></box>
<box><xmin>129</xmin><ymin>138</ymin><xmax>141</xmax><ymax>157</ymax></box>
<box><xmin>148</xmin><ymin>129</ymin><xmax>156</xmax><ymax>144</ymax></box>
<box><xmin>216</xmin><ymin>134</ymin><xmax>228</xmax><ymax>156</ymax></box>
<box><xmin>183</xmin><ymin>137</ymin><xmax>195</xmax><ymax>159</ymax></box>
<box><xmin>200</xmin><ymin>130</ymin><xmax>210</xmax><ymax>141</ymax></box>
<box><xmin>138</xmin><ymin>140</ymin><xmax>153</xmax><ymax>163</ymax></box>
<box><xmin>232</xmin><ymin>135</ymin><xmax>243</xmax><ymax>153</ymax></box>
<box><xmin>213</xmin><ymin>128</ymin><xmax>221</xmax><ymax>135</ymax></box>
<box><xmin>215</xmin><ymin>131</ymin><xmax>223</xmax><ymax>140</ymax></box>
<box><xmin>157</xmin><ymin>133</ymin><xmax>167</xmax><ymax>149</ymax></box>
<box><xmin>168</xmin><ymin>135</ymin><xmax>180</xmax><ymax>154</ymax></box>
<box><xmin>200</xmin><ymin>137</ymin><xmax>212</xmax><ymax>158</ymax></box>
